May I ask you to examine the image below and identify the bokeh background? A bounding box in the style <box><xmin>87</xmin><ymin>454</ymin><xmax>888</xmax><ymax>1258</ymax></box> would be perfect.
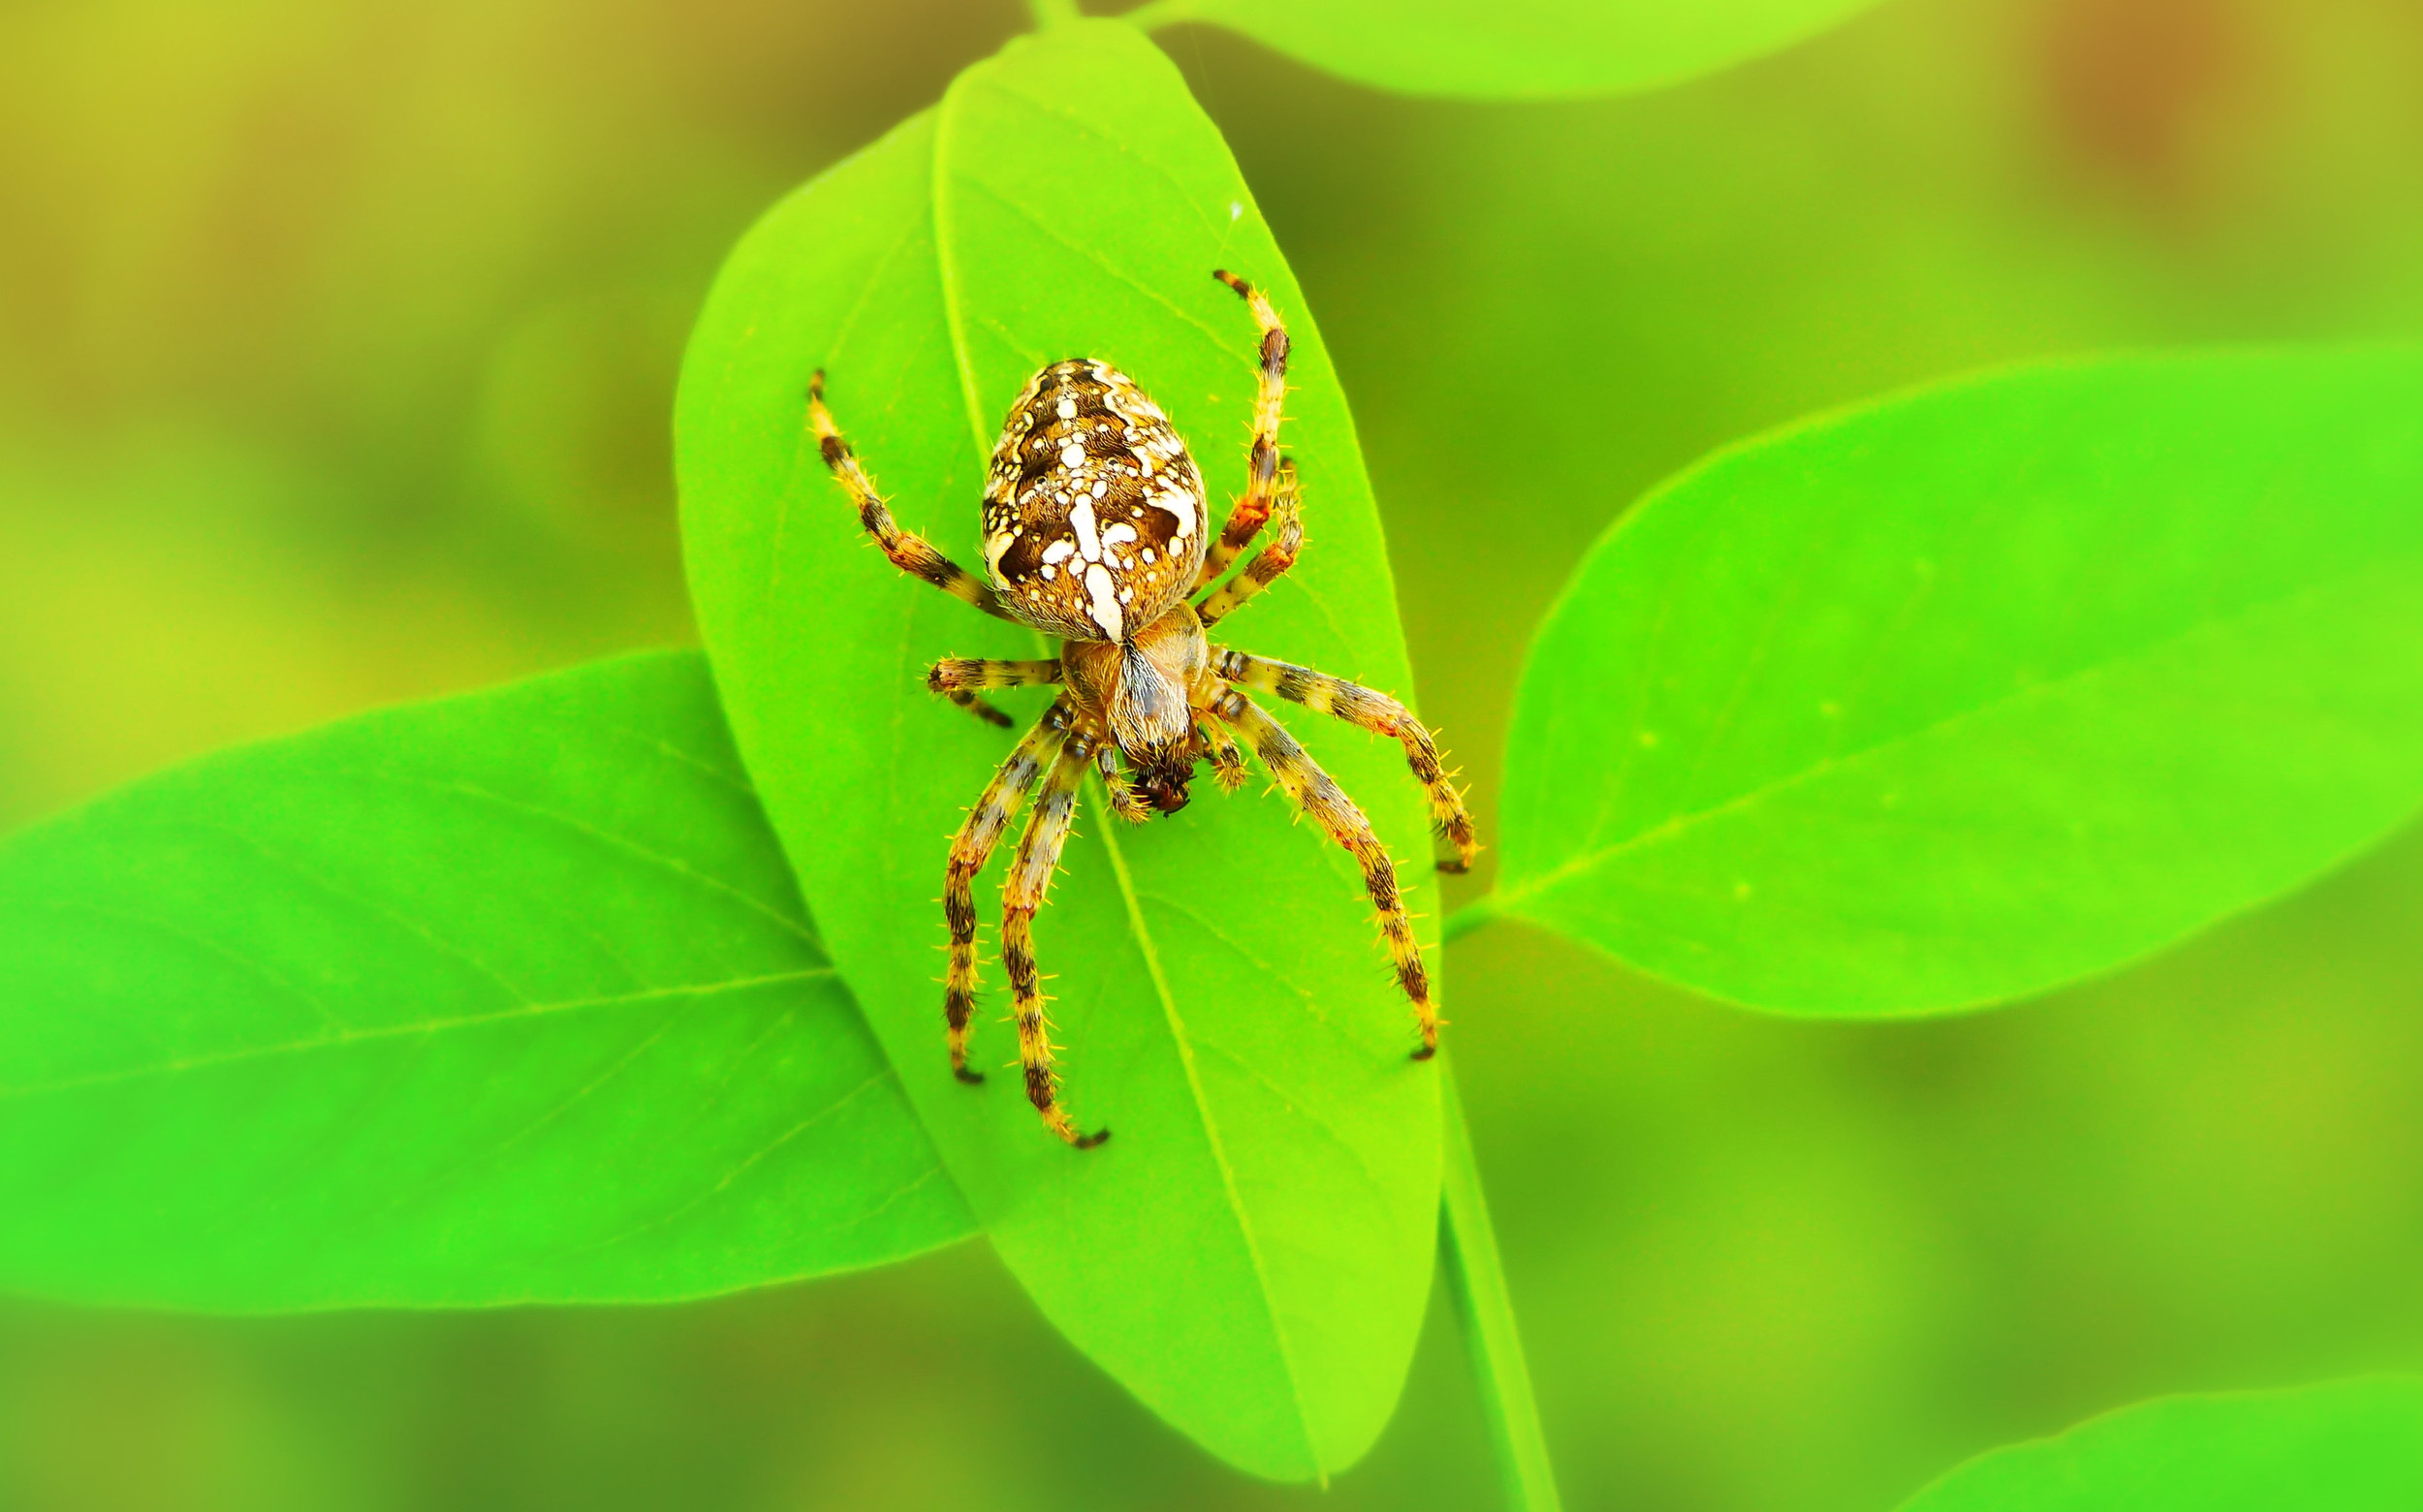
<box><xmin>5</xmin><ymin>0</ymin><xmax>2423</xmax><ymax>1506</ymax></box>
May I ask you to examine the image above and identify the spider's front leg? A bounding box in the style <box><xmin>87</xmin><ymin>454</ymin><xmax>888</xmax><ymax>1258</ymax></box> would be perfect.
<box><xmin>807</xmin><ymin>370</ymin><xmax>1014</xmax><ymax>621</ymax></box>
<box><xmin>1199</xmin><ymin>270</ymin><xmax>1292</xmax><ymax>588</ymax></box>
<box><xmin>1089</xmin><ymin>742</ymin><xmax>1155</xmax><ymax>825</ymax></box>
<box><xmin>1211</xmin><ymin>650</ymin><xmax>1479</xmax><ymax>872</ymax></box>
<box><xmin>1002</xmin><ymin>726</ymin><xmax>1111</xmax><ymax>1147</ymax></box>
<box><xmin>945</xmin><ymin>699</ymin><xmax>1075</xmax><ymax>1082</ymax></box>
<box><xmin>1208</xmin><ymin>687</ymin><xmax>1441</xmax><ymax>1058</ymax></box>
<box><xmin>1192</xmin><ymin>716</ymin><xmax>1248</xmax><ymax>794</ymax></box>
<box><xmin>928</xmin><ymin>656</ymin><xmax>1062</xmax><ymax>729</ymax></box>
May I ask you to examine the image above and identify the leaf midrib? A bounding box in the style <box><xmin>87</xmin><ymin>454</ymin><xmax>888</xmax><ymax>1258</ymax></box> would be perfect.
<box><xmin>931</xmin><ymin>57</ymin><xmax>1325</xmax><ymax>1472</ymax></box>
<box><xmin>1502</xmin><ymin>551</ymin><xmax>2418</xmax><ymax>923</ymax></box>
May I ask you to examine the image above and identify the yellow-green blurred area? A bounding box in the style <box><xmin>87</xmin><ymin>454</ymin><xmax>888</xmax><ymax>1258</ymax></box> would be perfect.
<box><xmin>5</xmin><ymin>0</ymin><xmax>2423</xmax><ymax>1507</ymax></box>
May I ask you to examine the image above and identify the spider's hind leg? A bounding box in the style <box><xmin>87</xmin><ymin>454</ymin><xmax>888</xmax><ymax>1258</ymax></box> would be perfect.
<box><xmin>945</xmin><ymin>699</ymin><xmax>1074</xmax><ymax>1082</ymax></box>
<box><xmin>1003</xmin><ymin>728</ymin><xmax>1111</xmax><ymax>1147</ymax></box>
<box><xmin>1209</xmin><ymin>687</ymin><xmax>1440</xmax><ymax>1058</ymax></box>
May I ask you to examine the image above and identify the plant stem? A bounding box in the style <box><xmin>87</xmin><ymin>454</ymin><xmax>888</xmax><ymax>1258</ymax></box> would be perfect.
<box><xmin>1027</xmin><ymin>0</ymin><xmax>1083</xmax><ymax>28</ymax></box>
<box><xmin>1440</xmin><ymin>1053</ymin><xmax>1562</xmax><ymax>1512</ymax></box>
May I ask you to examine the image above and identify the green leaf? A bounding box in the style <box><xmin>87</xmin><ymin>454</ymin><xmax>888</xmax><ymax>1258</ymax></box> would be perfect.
<box><xmin>1898</xmin><ymin>1378</ymin><xmax>2423</xmax><ymax>1511</ymax></box>
<box><xmin>1490</xmin><ymin>350</ymin><xmax>2423</xmax><ymax>1016</ymax></box>
<box><xmin>1124</xmin><ymin>0</ymin><xmax>1890</xmax><ymax>100</ymax></box>
<box><xmin>0</xmin><ymin>650</ymin><xmax>971</xmax><ymax>1309</ymax></box>
<box><xmin>677</xmin><ymin>20</ymin><xmax>1439</xmax><ymax>1481</ymax></box>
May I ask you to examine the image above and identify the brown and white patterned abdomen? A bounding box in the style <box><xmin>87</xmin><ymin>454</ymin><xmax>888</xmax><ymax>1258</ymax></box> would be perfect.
<box><xmin>981</xmin><ymin>359</ymin><xmax>1209</xmax><ymax>644</ymax></box>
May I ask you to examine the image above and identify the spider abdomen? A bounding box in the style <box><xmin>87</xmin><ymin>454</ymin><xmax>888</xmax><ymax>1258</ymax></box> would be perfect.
<box><xmin>981</xmin><ymin>360</ymin><xmax>1209</xmax><ymax>644</ymax></box>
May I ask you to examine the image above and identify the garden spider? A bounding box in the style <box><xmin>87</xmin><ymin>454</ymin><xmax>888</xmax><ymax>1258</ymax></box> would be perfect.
<box><xmin>806</xmin><ymin>270</ymin><xmax>1477</xmax><ymax>1148</ymax></box>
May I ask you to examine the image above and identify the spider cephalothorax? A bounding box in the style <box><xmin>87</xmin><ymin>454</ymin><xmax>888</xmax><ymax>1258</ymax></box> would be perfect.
<box><xmin>807</xmin><ymin>269</ymin><xmax>1477</xmax><ymax>1147</ymax></box>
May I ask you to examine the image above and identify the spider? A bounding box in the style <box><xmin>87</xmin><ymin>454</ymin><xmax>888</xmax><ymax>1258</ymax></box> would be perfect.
<box><xmin>805</xmin><ymin>269</ymin><xmax>1477</xmax><ymax>1148</ymax></box>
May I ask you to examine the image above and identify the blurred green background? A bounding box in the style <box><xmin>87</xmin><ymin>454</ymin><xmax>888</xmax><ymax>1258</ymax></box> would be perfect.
<box><xmin>5</xmin><ymin>0</ymin><xmax>2423</xmax><ymax>1507</ymax></box>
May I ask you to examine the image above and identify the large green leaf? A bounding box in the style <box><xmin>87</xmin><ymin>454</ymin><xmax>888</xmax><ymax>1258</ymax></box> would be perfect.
<box><xmin>1898</xmin><ymin>1378</ymin><xmax>2423</xmax><ymax>1510</ymax></box>
<box><xmin>677</xmin><ymin>20</ymin><xmax>1439</xmax><ymax>1481</ymax></box>
<box><xmin>0</xmin><ymin>650</ymin><xmax>970</xmax><ymax>1309</ymax></box>
<box><xmin>1491</xmin><ymin>350</ymin><xmax>2423</xmax><ymax>1015</ymax></box>
<box><xmin>1124</xmin><ymin>0</ymin><xmax>1890</xmax><ymax>101</ymax></box>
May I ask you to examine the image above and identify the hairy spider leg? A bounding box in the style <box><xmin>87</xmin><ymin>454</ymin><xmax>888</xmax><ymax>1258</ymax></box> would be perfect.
<box><xmin>928</xmin><ymin>656</ymin><xmax>1063</xmax><ymax>728</ymax></box>
<box><xmin>938</xmin><ymin>690</ymin><xmax>1013</xmax><ymax>728</ymax></box>
<box><xmin>945</xmin><ymin>700</ymin><xmax>1075</xmax><ymax>1081</ymax></box>
<box><xmin>1090</xmin><ymin>741</ymin><xmax>1154</xmax><ymax>825</ymax></box>
<box><xmin>1002</xmin><ymin>728</ymin><xmax>1110</xmax><ymax>1147</ymax></box>
<box><xmin>1199</xmin><ymin>269</ymin><xmax>1292</xmax><ymax>588</ymax></box>
<box><xmin>1192</xmin><ymin>715</ymin><xmax>1248</xmax><ymax>793</ymax></box>
<box><xmin>1209</xmin><ymin>688</ymin><xmax>1440</xmax><ymax>1056</ymax></box>
<box><xmin>808</xmin><ymin>370</ymin><xmax>1013</xmax><ymax>621</ymax></box>
<box><xmin>1212</xmin><ymin>650</ymin><xmax>1479</xmax><ymax>873</ymax></box>
<box><xmin>1194</xmin><ymin>461</ymin><xmax>1302</xmax><ymax>628</ymax></box>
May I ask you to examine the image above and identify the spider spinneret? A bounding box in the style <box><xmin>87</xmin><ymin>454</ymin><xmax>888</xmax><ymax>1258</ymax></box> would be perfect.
<box><xmin>807</xmin><ymin>268</ymin><xmax>1478</xmax><ymax>1148</ymax></box>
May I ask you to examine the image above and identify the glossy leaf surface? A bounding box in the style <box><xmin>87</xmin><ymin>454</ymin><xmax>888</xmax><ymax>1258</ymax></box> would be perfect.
<box><xmin>1128</xmin><ymin>0</ymin><xmax>1889</xmax><ymax>100</ymax></box>
<box><xmin>677</xmin><ymin>20</ymin><xmax>1440</xmax><ymax>1482</ymax></box>
<box><xmin>1496</xmin><ymin>350</ymin><xmax>2423</xmax><ymax>1015</ymax></box>
<box><xmin>1900</xmin><ymin>1378</ymin><xmax>2423</xmax><ymax>1510</ymax></box>
<box><xmin>0</xmin><ymin>651</ymin><xmax>970</xmax><ymax>1309</ymax></box>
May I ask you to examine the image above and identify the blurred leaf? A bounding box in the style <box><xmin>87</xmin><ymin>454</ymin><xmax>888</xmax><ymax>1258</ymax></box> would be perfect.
<box><xmin>1898</xmin><ymin>1378</ymin><xmax>2423</xmax><ymax>1510</ymax></box>
<box><xmin>1492</xmin><ymin>350</ymin><xmax>2423</xmax><ymax>1016</ymax></box>
<box><xmin>677</xmin><ymin>19</ymin><xmax>1439</xmax><ymax>1481</ymax></box>
<box><xmin>1125</xmin><ymin>0</ymin><xmax>1889</xmax><ymax>100</ymax></box>
<box><xmin>0</xmin><ymin>650</ymin><xmax>971</xmax><ymax>1309</ymax></box>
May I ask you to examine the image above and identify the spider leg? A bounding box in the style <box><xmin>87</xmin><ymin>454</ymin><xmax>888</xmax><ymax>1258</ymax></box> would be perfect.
<box><xmin>1197</xmin><ymin>269</ymin><xmax>1292</xmax><ymax>589</ymax></box>
<box><xmin>939</xmin><ymin>689</ymin><xmax>1013</xmax><ymax>728</ymax></box>
<box><xmin>1192</xmin><ymin>715</ymin><xmax>1248</xmax><ymax>794</ymax></box>
<box><xmin>1209</xmin><ymin>688</ymin><xmax>1440</xmax><ymax>1058</ymax></box>
<box><xmin>1193</xmin><ymin>461</ymin><xmax>1302</xmax><ymax>628</ymax></box>
<box><xmin>945</xmin><ymin>699</ymin><xmax>1074</xmax><ymax>1081</ymax></box>
<box><xmin>1212</xmin><ymin>650</ymin><xmax>1479</xmax><ymax>872</ymax></box>
<box><xmin>1002</xmin><ymin>728</ymin><xmax>1110</xmax><ymax>1147</ymax></box>
<box><xmin>808</xmin><ymin>370</ymin><xmax>1014</xmax><ymax>621</ymax></box>
<box><xmin>928</xmin><ymin>656</ymin><xmax>1062</xmax><ymax>729</ymax></box>
<box><xmin>1091</xmin><ymin>741</ymin><xmax>1154</xmax><ymax>825</ymax></box>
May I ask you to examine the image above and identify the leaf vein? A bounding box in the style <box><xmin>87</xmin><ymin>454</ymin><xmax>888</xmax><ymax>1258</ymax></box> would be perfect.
<box><xmin>0</xmin><ymin>969</ymin><xmax>837</xmax><ymax>1102</ymax></box>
